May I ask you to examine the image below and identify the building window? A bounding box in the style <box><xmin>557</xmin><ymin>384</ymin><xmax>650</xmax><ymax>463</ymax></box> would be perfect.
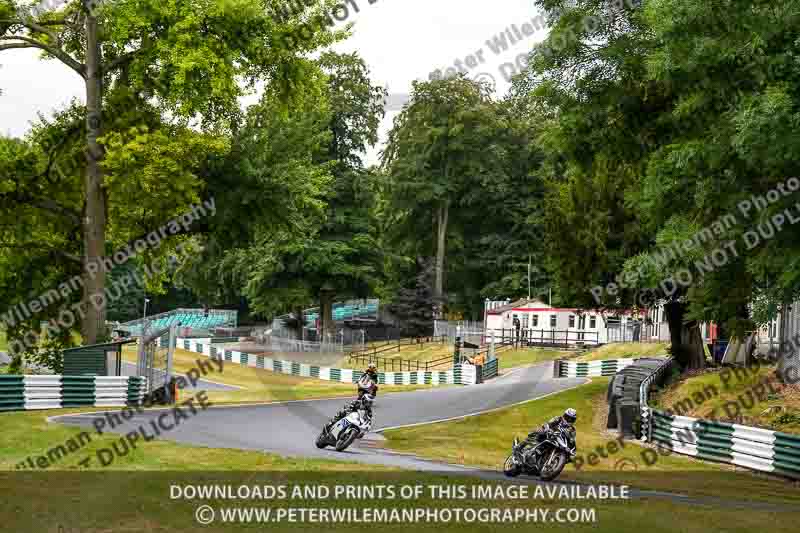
<box><xmin>532</xmin><ymin>315</ymin><xmax>539</xmax><ymax>327</ymax></box>
<box><xmin>590</xmin><ymin>316</ymin><xmax>597</xmax><ymax>329</ymax></box>
<box><xmin>550</xmin><ymin>315</ymin><xmax>557</xmax><ymax>328</ymax></box>
<box><xmin>522</xmin><ymin>315</ymin><xmax>529</xmax><ymax>328</ymax></box>
<box><xmin>569</xmin><ymin>315</ymin><xmax>575</xmax><ymax>328</ymax></box>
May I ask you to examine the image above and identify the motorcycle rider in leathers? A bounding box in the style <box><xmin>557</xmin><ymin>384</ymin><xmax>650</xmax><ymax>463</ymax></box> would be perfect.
<box><xmin>324</xmin><ymin>365</ymin><xmax>378</xmax><ymax>431</ymax></box>
<box><xmin>521</xmin><ymin>408</ymin><xmax>577</xmax><ymax>459</ymax></box>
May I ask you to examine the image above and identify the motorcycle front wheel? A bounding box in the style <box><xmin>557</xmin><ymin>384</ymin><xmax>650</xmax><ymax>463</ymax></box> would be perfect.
<box><xmin>315</xmin><ymin>430</ymin><xmax>328</xmax><ymax>449</ymax></box>
<box><xmin>503</xmin><ymin>454</ymin><xmax>521</xmax><ymax>477</ymax></box>
<box><xmin>335</xmin><ymin>428</ymin><xmax>358</xmax><ymax>452</ymax></box>
<box><xmin>539</xmin><ymin>449</ymin><xmax>568</xmax><ymax>481</ymax></box>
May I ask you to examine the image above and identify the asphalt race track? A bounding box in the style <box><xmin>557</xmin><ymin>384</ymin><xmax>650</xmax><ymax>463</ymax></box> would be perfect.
<box><xmin>49</xmin><ymin>363</ymin><xmax>797</xmax><ymax>510</ymax></box>
<box><xmin>53</xmin><ymin>363</ymin><xmax>584</xmax><ymax>470</ymax></box>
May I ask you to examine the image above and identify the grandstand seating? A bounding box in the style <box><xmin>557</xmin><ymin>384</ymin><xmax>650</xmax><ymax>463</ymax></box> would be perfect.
<box><xmin>118</xmin><ymin>309</ymin><xmax>236</xmax><ymax>336</ymax></box>
<box><xmin>304</xmin><ymin>301</ymin><xmax>379</xmax><ymax>325</ymax></box>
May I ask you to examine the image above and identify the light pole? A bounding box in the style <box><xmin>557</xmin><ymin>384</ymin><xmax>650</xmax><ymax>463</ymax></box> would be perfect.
<box><xmin>142</xmin><ymin>297</ymin><xmax>150</xmax><ymax>335</ymax></box>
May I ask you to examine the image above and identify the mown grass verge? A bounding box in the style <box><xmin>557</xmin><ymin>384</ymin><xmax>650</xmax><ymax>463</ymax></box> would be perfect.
<box><xmin>498</xmin><ymin>347</ymin><xmax>573</xmax><ymax>370</ymax></box>
<box><xmin>576</xmin><ymin>342</ymin><xmax>669</xmax><ymax>361</ymax></box>
<box><xmin>383</xmin><ymin>379</ymin><xmax>800</xmax><ymax>505</ymax></box>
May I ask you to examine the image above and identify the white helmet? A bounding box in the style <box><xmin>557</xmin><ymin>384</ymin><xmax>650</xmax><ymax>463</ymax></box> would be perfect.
<box><xmin>563</xmin><ymin>408</ymin><xmax>577</xmax><ymax>424</ymax></box>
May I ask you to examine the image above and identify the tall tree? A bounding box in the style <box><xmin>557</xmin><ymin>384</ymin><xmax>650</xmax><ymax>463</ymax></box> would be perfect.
<box><xmin>386</xmin><ymin>257</ymin><xmax>439</xmax><ymax>338</ymax></box>
<box><xmin>183</xmin><ymin>52</ymin><xmax>387</xmax><ymax>340</ymax></box>
<box><xmin>382</xmin><ymin>76</ymin><xmax>507</xmax><ymax>313</ymax></box>
<box><xmin>0</xmin><ymin>0</ymin><xmax>338</xmax><ymax>343</ymax></box>
<box><xmin>514</xmin><ymin>0</ymin><xmax>800</xmax><ymax>370</ymax></box>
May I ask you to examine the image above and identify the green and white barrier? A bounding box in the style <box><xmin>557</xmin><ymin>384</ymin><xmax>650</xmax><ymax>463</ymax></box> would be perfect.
<box><xmin>648</xmin><ymin>410</ymin><xmax>800</xmax><ymax>479</ymax></box>
<box><xmin>177</xmin><ymin>337</ymin><xmax>500</xmax><ymax>386</ymax></box>
<box><xmin>556</xmin><ymin>358</ymin><xmax>636</xmax><ymax>378</ymax></box>
<box><xmin>0</xmin><ymin>375</ymin><xmax>147</xmax><ymax>412</ymax></box>
<box><xmin>636</xmin><ymin>358</ymin><xmax>800</xmax><ymax>480</ymax></box>
<box><xmin>481</xmin><ymin>359</ymin><xmax>499</xmax><ymax>381</ymax></box>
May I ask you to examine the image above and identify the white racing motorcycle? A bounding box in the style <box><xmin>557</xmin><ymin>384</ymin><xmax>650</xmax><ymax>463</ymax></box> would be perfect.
<box><xmin>316</xmin><ymin>401</ymin><xmax>373</xmax><ymax>452</ymax></box>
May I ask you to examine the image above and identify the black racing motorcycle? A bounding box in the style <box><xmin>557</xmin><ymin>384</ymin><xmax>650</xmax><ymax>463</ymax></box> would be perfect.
<box><xmin>503</xmin><ymin>422</ymin><xmax>577</xmax><ymax>481</ymax></box>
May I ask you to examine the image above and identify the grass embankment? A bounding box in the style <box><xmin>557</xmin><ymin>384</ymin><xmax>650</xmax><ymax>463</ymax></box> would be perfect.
<box><xmin>383</xmin><ymin>379</ymin><xmax>800</xmax><ymax>505</ymax></box>
<box><xmin>122</xmin><ymin>346</ymin><xmax>435</xmax><ymax>404</ymax></box>
<box><xmin>497</xmin><ymin>347</ymin><xmax>573</xmax><ymax>370</ymax></box>
<box><xmin>348</xmin><ymin>343</ymin><xmax>573</xmax><ymax>373</ymax></box>
<box><xmin>1</xmin><ymin>409</ymin><xmax>798</xmax><ymax>531</ymax></box>
<box><xmin>1</xmin><ymin>362</ymin><xmax>798</xmax><ymax>530</ymax></box>
<box><xmin>576</xmin><ymin>342</ymin><xmax>669</xmax><ymax>361</ymax></box>
<box><xmin>342</xmin><ymin>340</ymin><xmax>454</xmax><ymax>370</ymax></box>
<box><xmin>655</xmin><ymin>365</ymin><xmax>800</xmax><ymax>434</ymax></box>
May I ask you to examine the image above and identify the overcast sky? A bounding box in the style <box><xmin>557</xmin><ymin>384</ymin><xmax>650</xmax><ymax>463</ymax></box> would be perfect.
<box><xmin>0</xmin><ymin>0</ymin><xmax>548</xmax><ymax>164</ymax></box>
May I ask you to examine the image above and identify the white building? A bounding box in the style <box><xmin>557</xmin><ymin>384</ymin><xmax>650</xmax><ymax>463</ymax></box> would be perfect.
<box><xmin>483</xmin><ymin>298</ymin><xmax>640</xmax><ymax>346</ymax></box>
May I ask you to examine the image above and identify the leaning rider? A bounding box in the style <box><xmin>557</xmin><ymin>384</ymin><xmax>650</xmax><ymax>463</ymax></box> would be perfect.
<box><xmin>324</xmin><ymin>391</ymin><xmax>375</xmax><ymax>432</ymax></box>
<box><xmin>357</xmin><ymin>364</ymin><xmax>379</xmax><ymax>399</ymax></box>
<box><xmin>521</xmin><ymin>408</ymin><xmax>577</xmax><ymax>456</ymax></box>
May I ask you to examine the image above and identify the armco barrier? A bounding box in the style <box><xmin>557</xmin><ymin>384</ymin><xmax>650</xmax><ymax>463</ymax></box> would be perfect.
<box><xmin>555</xmin><ymin>358</ymin><xmax>638</xmax><ymax>378</ymax></box>
<box><xmin>0</xmin><ymin>375</ymin><xmax>147</xmax><ymax>412</ymax></box>
<box><xmin>176</xmin><ymin>338</ymin><xmax>500</xmax><ymax>386</ymax></box>
<box><xmin>647</xmin><ymin>410</ymin><xmax>800</xmax><ymax>479</ymax></box>
<box><xmin>639</xmin><ymin>362</ymin><xmax>800</xmax><ymax>480</ymax></box>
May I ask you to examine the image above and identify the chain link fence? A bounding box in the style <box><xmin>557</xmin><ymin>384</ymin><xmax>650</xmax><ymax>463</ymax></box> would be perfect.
<box><xmin>137</xmin><ymin>322</ymin><xmax>177</xmax><ymax>398</ymax></box>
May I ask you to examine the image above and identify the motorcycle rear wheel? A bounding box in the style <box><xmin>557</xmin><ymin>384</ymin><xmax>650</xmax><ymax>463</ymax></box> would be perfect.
<box><xmin>539</xmin><ymin>449</ymin><xmax>567</xmax><ymax>481</ymax></box>
<box><xmin>503</xmin><ymin>455</ymin><xmax>521</xmax><ymax>477</ymax></box>
<box><xmin>335</xmin><ymin>428</ymin><xmax>358</xmax><ymax>452</ymax></box>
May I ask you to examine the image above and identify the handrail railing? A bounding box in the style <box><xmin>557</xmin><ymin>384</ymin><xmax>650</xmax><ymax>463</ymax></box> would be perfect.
<box><xmin>347</xmin><ymin>335</ymin><xmax>448</xmax><ymax>358</ymax></box>
<box><xmin>347</xmin><ymin>352</ymin><xmax>451</xmax><ymax>372</ymax></box>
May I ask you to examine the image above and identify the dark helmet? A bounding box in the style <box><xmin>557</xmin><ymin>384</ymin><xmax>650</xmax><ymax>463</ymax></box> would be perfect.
<box><xmin>563</xmin><ymin>408</ymin><xmax>577</xmax><ymax>425</ymax></box>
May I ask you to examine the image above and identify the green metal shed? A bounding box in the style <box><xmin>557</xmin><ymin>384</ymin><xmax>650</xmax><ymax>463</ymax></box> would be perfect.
<box><xmin>62</xmin><ymin>339</ymin><xmax>138</xmax><ymax>376</ymax></box>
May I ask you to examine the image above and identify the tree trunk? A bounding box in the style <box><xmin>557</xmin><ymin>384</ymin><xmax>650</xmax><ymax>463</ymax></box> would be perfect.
<box><xmin>81</xmin><ymin>13</ymin><xmax>107</xmax><ymax>344</ymax></box>
<box><xmin>319</xmin><ymin>290</ymin><xmax>335</xmax><ymax>344</ymax></box>
<box><xmin>433</xmin><ymin>202</ymin><xmax>449</xmax><ymax>316</ymax></box>
<box><xmin>295</xmin><ymin>306</ymin><xmax>304</xmax><ymax>341</ymax></box>
<box><xmin>664</xmin><ymin>300</ymin><xmax>706</xmax><ymax>370</ymax></box>
<box><xmin>778</xmin><ymin>300</ymin><xmax>799</xmax><ymax>383</ymax></box>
